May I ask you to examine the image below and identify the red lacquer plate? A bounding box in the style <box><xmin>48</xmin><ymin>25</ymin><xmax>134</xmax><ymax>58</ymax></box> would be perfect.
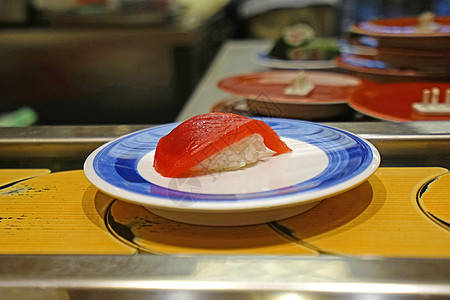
<box><xmin>351</xmin><ymin>15</ymin><xmax>450</xmax><ymax>50</ymax></box>
<box><xmin>376</xmin><ymin>46</ymin><xmax>450</xmax><ymax>73</ymax></box>
<box><xmin>335</xmin><ymin>55</ymin><xmax>450</xmax><ymax>83</ymax></box>
<box><xmin>352</xmin><ymin>16</ymin><xmax>450</xmax><ymax>37</ymax></box>
<box><xmin>218</xmin><ymin>71</ymin><xmax>373</xmax><ymax>104</ymax></box>
<box><xmin>348</xmin><ymin>82</ymin><xmax>450</xmax><ymax>122</ymax></box>
<box><xmin>210</xmin><ymin>97</ymin><xmax>355</xmax><ymax>120</ymax></box>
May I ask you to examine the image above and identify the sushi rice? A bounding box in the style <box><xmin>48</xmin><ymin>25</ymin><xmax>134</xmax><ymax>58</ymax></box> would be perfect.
<box><xmin>190</xmin><ymin>133</ymin><xmax>273</xmax><ymax>174</ymax></box>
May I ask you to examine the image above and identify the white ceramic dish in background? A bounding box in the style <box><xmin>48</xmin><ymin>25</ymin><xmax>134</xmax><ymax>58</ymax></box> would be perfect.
<box><xmin>84</xmin><ymin>118</ymin><xmax>380</xmax><ymax>226</ymax></box>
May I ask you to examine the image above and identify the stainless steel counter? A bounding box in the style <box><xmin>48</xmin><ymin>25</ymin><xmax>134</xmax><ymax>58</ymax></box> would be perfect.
<box><xmin>1</xmin><ymin>40</ymin><xmax>450</xmax><ymax>299</ymax></box>
<box><xmin>1</xmin><ymin>121</ymin><xmax>450</xmax><ymax>171</ymax></box>
<box><xmin>1</xmin><ymin>255</ymin><xmax>450</xmax><ymax>299</ymax></box>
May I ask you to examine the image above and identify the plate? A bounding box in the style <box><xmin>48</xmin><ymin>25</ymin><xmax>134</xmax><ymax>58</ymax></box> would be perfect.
<box><xmin>376</xmin><ymin>46</ymin><xmax>450</xmax><ymax>73</ymax></box>
<box><xmin>348</xmin><ymin>82</ymin><xmax>450</xmax><ymax>122</ymax></box>
<box><xmin>210</xmin><ymin>97</ymin><xmax>352</xmax><ymax>121</ymax></box>
<box><xmin>210</xmin><ymin>98</ymin><xmax>372</xmax><ymax>122</ymax></box>
<box><xmin>338</xmin><ymin>37</ymin><xmax>377</xmax><ymax>57</ymax></box>
<box><xmin>84</xmin><ymin>118</ymin><xmax>380</xmax><ymax>226</ymax></box>
<box><xmin>217</xmin><ymin>71</ymin><xmax>372</xmax><ymax>120</ymax></box>
<box><xmin>335</xmin><ymin>55</ymin><xmax>450</xmax><ymax>83</ymax></box>
<box><xmin>210</xmin><ymin>97</ymin><xmax>254</xmax><ymax>116</ymax></box>
<box><xmin>351</xmin><ymin>15</ymin><xmax>450</xmax><ymax>37</ymax></box>
<box><xmin>253</xmin><ymin>53</ymin><xmax>336</xmax><ymax>69</ymax></box>
<box><xmin>351</xmin><ymin>15</ymin><xmax>450</xmax><ymax>51</ymax></box>
<box><xmin>218</xmin><ymin>71</ymin><xmax>370</xmax><ymax>104</ymax></box>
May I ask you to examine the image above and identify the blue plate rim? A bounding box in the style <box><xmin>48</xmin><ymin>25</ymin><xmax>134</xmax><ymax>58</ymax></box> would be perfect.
<box><xmin>83</xmin><ymin>118</ymin><xmax>380</xmax><ymax>212</ymax></box>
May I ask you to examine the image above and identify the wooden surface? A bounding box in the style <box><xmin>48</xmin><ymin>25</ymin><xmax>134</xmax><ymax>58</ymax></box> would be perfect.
<box><xmin>108</xmin><ymin>200</ymin><xmax>315</xmax><ymax>255</ymax></box>
<box><xmin>0</xmin><ymin>170</ymin><xmax>136</xmax><ymax>254</ymax></box>
<box><xmin>275</xmin><ymin>168</ymin><xmax>450</xmax><ymax>257</ymax></box>
<box><xmin>420</xmin><ymin>172</ymin><xmax>450</xmax><ymax>228</ymax></box>
<box><xmin>0</xmin><ymin>169</ymin><xmax>50</xmax><ymax>186</ymax></box>
<box><xmin>0</xmin><ymin>168</ymin><xmax>449</xmax><ymax>257</ymax></box>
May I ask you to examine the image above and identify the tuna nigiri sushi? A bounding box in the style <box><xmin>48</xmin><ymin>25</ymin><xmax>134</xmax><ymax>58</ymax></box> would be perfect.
<box><xmin>153</xmin><ymin>113</ymin><xmax>292</xmax><ymax>177</ymax></box>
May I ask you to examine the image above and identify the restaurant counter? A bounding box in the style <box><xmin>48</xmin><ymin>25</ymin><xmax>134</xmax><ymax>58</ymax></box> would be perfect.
<box><xmin>0</xmin><ymin>40</ymin><xmax>450</xmax><ymax>299</ymax></box>
<box><xmin>0</xmin><ymin>121</ymin><xmax>449</xmax><ymax>299</ymax></box>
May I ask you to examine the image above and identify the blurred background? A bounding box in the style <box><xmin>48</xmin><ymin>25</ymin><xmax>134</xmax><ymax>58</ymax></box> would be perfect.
<box><xmin>0</xmin><ymin>0</ymin><xmax>448</xmax><ymax>125</ymax></box>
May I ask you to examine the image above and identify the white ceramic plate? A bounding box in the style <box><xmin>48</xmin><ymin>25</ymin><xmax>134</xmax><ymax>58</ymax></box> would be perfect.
<box><xmin>84</xmin><ymin>118</ymin><xmax>380</xmax><ymax>226</ymax></box>
<box><xmin>253</xmin><ymin>53</ymin><xmax>336</xmax><ymax>69</ymax></box>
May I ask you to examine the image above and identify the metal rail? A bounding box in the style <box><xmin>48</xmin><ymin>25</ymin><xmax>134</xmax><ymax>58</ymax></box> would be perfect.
<box><xmin>1</xmin><ymin>122</ymin><xmax>449</xmax><ymax>170</ymax></box>
<box><xmin>0</xmin><ymin>255</ymin><xmax>449</xmax><ymax>299</ymax></box>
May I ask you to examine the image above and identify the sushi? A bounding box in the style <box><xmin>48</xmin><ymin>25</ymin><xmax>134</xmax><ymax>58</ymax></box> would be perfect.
<box><xmin>153</xmin><ymin>113</ymin><xmax>292</xmax><ymax>177</ymax></box>
<box><xmin>268</xmin><ymin>23</ymin><xmax>339</xmax><ymax>61</ymax></box>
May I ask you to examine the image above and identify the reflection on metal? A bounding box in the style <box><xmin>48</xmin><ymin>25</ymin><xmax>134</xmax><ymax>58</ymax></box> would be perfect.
<box><xmin>0</xmin><ymin>255</ymin><xmax>449</xmax><ymax>299</ymax></box>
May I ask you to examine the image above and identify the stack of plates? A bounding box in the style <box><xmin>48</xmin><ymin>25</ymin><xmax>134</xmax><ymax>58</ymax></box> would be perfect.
<box><xmin>215</xmin><ymin>71</ymin><xmax>375</xmax><ymax>120</ymax></box>
<box><xmin>336</xmin><ymin>15</ymin><xmax>450</xmax><ymax>83</ymax></box>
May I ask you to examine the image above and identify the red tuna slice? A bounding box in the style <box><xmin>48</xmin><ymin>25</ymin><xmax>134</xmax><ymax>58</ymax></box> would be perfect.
<box><xmin>153</xmin><ymin>113</ymin><xmax>292</xmax><ymax>177</ymax></box>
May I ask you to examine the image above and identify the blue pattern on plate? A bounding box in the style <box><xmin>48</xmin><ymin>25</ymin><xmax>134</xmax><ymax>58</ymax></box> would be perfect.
<box><xmin>341</xmin><ymin>54</ymin><xmax>387</xmax><ymax>69</ymax></box>
<box><xmin>92</xmin><ymin>118</ymin><xmax>374</xmax><ymax>202</ymax></box>
<box><xmin>359</xmin><ymin>22</ymin><xmax>450</xmax><ymax>34</ymax></box>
